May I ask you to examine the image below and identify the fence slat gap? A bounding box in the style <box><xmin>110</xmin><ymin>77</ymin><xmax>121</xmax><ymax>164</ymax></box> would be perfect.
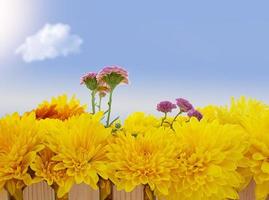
<box><xmin>23</xmin><ymin>181</ymin><xmax>55</xmax><ymax>200</ymax></box>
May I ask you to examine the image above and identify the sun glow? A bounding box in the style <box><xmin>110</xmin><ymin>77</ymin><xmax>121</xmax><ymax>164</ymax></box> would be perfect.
<box><xmin>0</xmin><ymin>0</ymin><xmax>36</xmax><ymax>59</ymax></box>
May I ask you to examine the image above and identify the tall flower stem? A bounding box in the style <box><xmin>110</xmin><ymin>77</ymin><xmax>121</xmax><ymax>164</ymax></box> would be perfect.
<box><xmin>91</xmin><ymin>90</ymin><xmax>96</xmax><ymax>114</ymax></box>
<box><xmin>106</xmin><ymin>89</ymin><xmax>114</xmax><ymax>127</ymax></box>
<box><xmin>98</xmin><ymin>95</ymin><xmax>102</xmax><ymax>111</ymax></box>
<box><xmin>170</xmin><ymin>111</ymin><xmax>182</xmax><ymax>129</ymax></box>
<box><xmin>160</xmin><ymin>112</ymin><xmax>167</xmax><ymax>126</ymax></box>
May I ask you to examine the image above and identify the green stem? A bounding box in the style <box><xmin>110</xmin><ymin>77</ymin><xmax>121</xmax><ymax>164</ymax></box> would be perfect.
<box><xmin>98</xmin><ymin>95</ymin><xmax>102</xmax><ymax>111</ymax></box>
<box><xmin>170</xmin><ymin>111</ymin><xmax>182</xmax><ymax>129</ymax></box>
<box><xmin>109</xmin><ymin>116</ymin><xmax>120</xmax><ymax>127</ymax></box>
<box><xmin>91</xmin><ymin>90</ymin><xmax>96</xmax><ymax>114</ymax></box>
<box><xmin>160</xmin><ymin>112</ymin><xmax>167</xmax><ymax>126</ymax></box>
<box><xmin>106</xmin><ymin>89</ymin><xmax>114</xmax><ymax>127</ymax></box>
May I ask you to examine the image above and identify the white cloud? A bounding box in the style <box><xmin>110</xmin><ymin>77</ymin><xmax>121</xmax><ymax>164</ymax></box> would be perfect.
<box><xmin>15</xmin><ymin>23</ymin><xmax>83</xmax><ymax>62</ymax></box>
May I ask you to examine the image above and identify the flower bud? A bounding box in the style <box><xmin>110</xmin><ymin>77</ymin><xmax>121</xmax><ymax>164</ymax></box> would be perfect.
<box><xmin>80</xmin><ymin>72</ymin><xmax>98</xmax><ymax>91</ymax></box>
<box><xmin>97</xmin><ymin>65</ymin><xmax>128</xmax><ymax>90</ymax></box>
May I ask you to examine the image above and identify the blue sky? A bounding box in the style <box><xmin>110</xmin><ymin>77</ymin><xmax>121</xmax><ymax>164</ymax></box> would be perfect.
<box><xmin>1</xmin><ymin>0</ymin><xmax>269</xmax><ymax>117</ymax></box>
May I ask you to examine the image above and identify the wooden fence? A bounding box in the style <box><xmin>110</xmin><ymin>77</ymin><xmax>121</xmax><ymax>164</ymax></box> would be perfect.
<box><xmin>0</xmin><ymin>180</ymin><xmax>262</xmax><ymax>200</ymax></box>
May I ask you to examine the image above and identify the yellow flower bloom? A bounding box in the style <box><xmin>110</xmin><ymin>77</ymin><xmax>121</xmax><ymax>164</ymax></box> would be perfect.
<box><xmin>30</xmin><ymin>147</ymin><xmax>70</xmax><ymax>200</ymax></box>
<box><xmin>200</xmin><ymin>96</ymin><xmax>268</xmax><ymax>126</ymax></box>
<box><xmin>45</xmin><ymin>113</ymin><xmax>111</xmax><ymax>198</ymax></box>
<box><xmin>198</xmin><ymin>105</ymin><xmax>225</xmax><ymax>122</ymax></box>
<box><xmin>168</xmin><ymin>119</ymin><xmax>248</xmax><ymax>200</ymax></box>
<box><xmin>107</xmin><ymin>128</ymin><xmax>177</xmax><ymax>197</ymax></box>
<box><xmin>200</xmin><ymin>97</ymin><xmax>269</xmax><ymax>190</ymax></box>
<box><xmin>0</xmin><ymin>113</ymin><xmax>44</xmax><ymax>200</ymax></box>
<box><xmin>123</xmin><ymin>112</ymin><xmax>159</xmax><ymax>135</ymax></box>
<box><xmin>242</xmin><ymin>110</ymin><xmax>269</xmax><ymax>200</ymax></box>
<box><xmin>28</xmin><ymin>95</ymin><xmax>86</xmax><ymax>198</ymax></box>
<box><xmin>32</xmin><ymin>94</ymin><xmax>86</xmax><ymax>120</ymax></box>
<box><xmin>31</xmin><ymin>147</ymin><xmax>68</xmax><ymax>186</ymax></box>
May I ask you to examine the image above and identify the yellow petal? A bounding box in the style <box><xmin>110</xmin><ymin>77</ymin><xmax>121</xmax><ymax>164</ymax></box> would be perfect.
<box><xmin>207</xmin><ymin>165</ymin><xmax>222</xmax><ymax>177</ymax></box>
<box><xmin>253</xmin><ymin>153</ymin><xmax>265</xmax><ymax>161</ymax></box>
<box><xmin>261</xmin><ymin>162</ymin><xmax>269</xmax><ymax>174</ymax></box>
<box><xmin>54</xmin><ymin>163</ymin><xmax>66</xmax><ymax>171</ymax></box>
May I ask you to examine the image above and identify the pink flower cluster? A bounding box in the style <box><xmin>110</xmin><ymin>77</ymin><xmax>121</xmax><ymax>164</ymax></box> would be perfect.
<box><xmin>157</xmin><ymin>98</ymin><xmax>203</xmax><ymax>121</ymax></box>
<box><xmin>81</xmin><ymin>65</ymin><xmax>129</xmax><ymax>94</ymax></box>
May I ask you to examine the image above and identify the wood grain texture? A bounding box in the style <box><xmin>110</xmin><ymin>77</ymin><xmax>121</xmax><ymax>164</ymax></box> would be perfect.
<box><xmin>0</xmin><ymin>189</ymin><xmax>9</xmax><ymax>200</ymax></box>
<box><xmin>112</xmin><ymin>185</ymin><xmax>144</xmax><ymax>200</ymax></box>
<box><xmin>238</xmin><ymin>180</ymin><xmax>269</xmax><ymax>200</ymax></box>
<box><xmin>239</xmin><ymin>180</ymin><xmax>255</xmax><ymax>200</ymax></box>
<box><xmin>23</xmin><ymin>182</ymin><xmax>55</xmax><ymax>200</ymax></box>
<box><xmin>69</xmin><ymin>184</ymin><xmax>99</xmax><ymax>200</ymax></box>
<box><xmin>2</xmin><ymin>181</ymin><xmax>268</xmax><ymax>200</ymax></box>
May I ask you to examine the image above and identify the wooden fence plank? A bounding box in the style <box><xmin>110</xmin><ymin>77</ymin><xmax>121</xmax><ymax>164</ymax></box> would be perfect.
<box><xmin>0</xmin><ymin>189</ymin><xmax>9</xmax><ymax>200</ymax></box>
<box><xmin>238</xmin><ymin>180</ymin><xmax>269</xmax><ymax>200</ymax></box>
<box><xmin>23</xmin><ymin>181</ymin><xmax>55</xmax><ymax>200</ymax></box>
<box><xmin>3</xmin><ymin>181</ymin><xmax>268</xmax><ymax>200</ymax></box>
<box><xmin>239</xmin><ymin>180</ymin><xmax>255</xmax><ymax>200</ymax></box>
<box><xmin>69</xmin><ymin>184</ymin><xmax>99</xmax><ymax>200</ymax></box>
<box><xmin>112</xmin><ymin>185</ymin><xmax>144</xmax><ymax>200</ymax></box>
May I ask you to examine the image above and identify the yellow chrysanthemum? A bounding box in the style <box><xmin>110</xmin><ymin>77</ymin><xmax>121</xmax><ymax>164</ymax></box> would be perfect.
<box><xmin>198</xmin><ymin>105</ymin><xmax>225</xmax><ymax>122</ymax></box>
<box><xmin>200</xmin><ymin>97</ymin><xmax>269</xmax><ymax>190</ymax></box>
<box><xmin>32</xmin><ymin>94</ymin><xmax>86</xmax><ymax>120</ymax></box>
<box><xmin>44</xmin><ymin>113</ymin><xmax>111</xmax><ymax>198</ymax></box>
<box><xmin>0</xmin><ymin>113</ymin><xmax>44</xmax><ymax>200</ymax></box>
<box><xmin>242</xmin><ymin>110</ymin><xmax>269</xmax><ymax>200</ymax></box>
<box><xmin>122</xmin><ymin>112</ymin><xmax>159</xmax><ymax>135</ymax></box>
<box><xmin>107</xmin><ymin>128</ymin><xmax>177</xmax><ymax>197</ymax></box>
<box><xmin>30</xmin><ymin>147</ymin><xmax>70</xmax><ymax>200</ymax></box>
<box><xmin>30</xmin><ymin>147</ymin><xmax>68</xmax><ymax>186</ymax></box>
<box><xmin>200</xmin><ymin>96</ymin><xmax>268</xmax><ymax>126</ymax></box>
<box><xmin>167</xmin><ymin>119</ymin><xmax>248</xmax><ymax>200</ymax></box>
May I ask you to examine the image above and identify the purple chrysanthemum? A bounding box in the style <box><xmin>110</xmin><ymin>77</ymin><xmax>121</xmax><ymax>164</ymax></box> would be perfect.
<box><xmin>176</xmin><ymin>98</ymin><xmax>193</xmax><ymax>112</ymax></box>
<box><xmin>157</xmin><ymin>101</ymin><xmax>177</xmax><ymax>113</ymax></box>
<box><xmin>188</xmin><ymin>109</ymin><xmax>203</xmax><ymax>121</ymax></box>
